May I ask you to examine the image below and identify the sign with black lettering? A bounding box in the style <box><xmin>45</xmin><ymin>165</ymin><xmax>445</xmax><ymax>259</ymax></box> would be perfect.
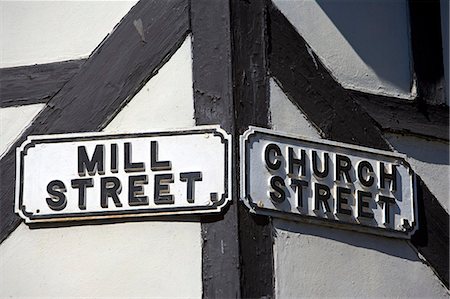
<box><xmin>240</xmin><ymin>127</ymin><xmax>417</xmax><ymax>238</ymax></box>
<box><xmin>15</xmin><ymin>126</ymin><xmax>231</xmax><ymax>223</ymax></box>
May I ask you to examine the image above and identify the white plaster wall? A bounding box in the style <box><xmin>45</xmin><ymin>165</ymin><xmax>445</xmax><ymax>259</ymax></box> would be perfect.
<box><xmin>105</xmin><ymin>36</ymin><xmax>195</xmax><ymax>133</ymax></box>
<box><xmin>273</xmin><ymin>0</ymin><xmax>414</xmax><ymax>99</ymax></box>
<box><xmin>385</xmin><ymin>133</ymin><xmax>450</xmax><ymax>213</ymax></box>
<box><xmin>0</xmin><ymin>103</ymin><xmax>45</xmax><ymax>157</ymax></box>
<box><xmin>274</xmin><ymin>219</ymin><xmax>449</xmax><ymax>298</ymax></box>
<box><xmin>269</xmin><ymin>85</ymin><xmax>449</xmax><ymax>297</ymax></box>
<box><xmin>1</xmin><ymin>222</ymin><xmax>201</xmax><ymax>298</ymax></box>
<box><xmin>0</xmin><ymin>36</ymin><xmax>202</xmax><ymax>298</ymax></box>
<box><xmin>0</xmin><ymin>1</ymin><xmax>137</xmax><ymax>68</ymax></box>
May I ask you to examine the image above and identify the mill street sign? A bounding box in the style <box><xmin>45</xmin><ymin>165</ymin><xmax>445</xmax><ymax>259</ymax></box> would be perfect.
<box><xmin>240</xmin><ymin>127</ymin><xmax>417</xmax><ymax>238</ymax></box>
<box><xmin>15</xmin><ymin>126</ymin><xmax>231</xmax><ymax>223</ymax></box>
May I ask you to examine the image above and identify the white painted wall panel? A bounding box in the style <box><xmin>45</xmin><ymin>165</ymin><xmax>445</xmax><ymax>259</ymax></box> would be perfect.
<box><xmin>0</xmin><ymin>36</ymin><xmax>201</xmax><ymax>298</ymax></box>
<box><xmin>385</xmin><ymin>133</ymin><xmax>450</xmax><ymax>213</ymax></box>
<box><xmin>0</xmin><ymin>222</ymin><xmax>202</xmax><ymax>298</ymax></box>
<box><xmin>0</xmin><ymin>1</ymin><xmax>137</xmax><ymax>68</ymax></box>
<box><xmin>274</xmin><ymin>219</ymin><xmax>448</xmax><ymax>298</ymax></box>
<box><xmin>0</xmin><ymin>103</ymin><xmax>45</xmax><ymax>157</ymax></box>
<box><xmin>273</xmin><ymin>0</ymin><xmax>413</xmax><ymax>99</ymax></box>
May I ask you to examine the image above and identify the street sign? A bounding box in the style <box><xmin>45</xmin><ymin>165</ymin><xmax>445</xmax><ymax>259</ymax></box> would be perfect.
<box><xmin>240</xmin><ymin>127</ymin><xmax>417</xmax><ymax>238</ymax></box>
<box><xmin>16</xmin><ymin>126</ymin><xmax>231</xmax><ymax>223</ymax></box>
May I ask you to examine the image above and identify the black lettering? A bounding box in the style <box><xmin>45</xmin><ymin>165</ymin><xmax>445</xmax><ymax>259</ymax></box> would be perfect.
<box><xmin>154</xmin><ymin>173</ymin><xmax>174</xmax><ymax>204</ymax></box>
<box><xmin>357</xmin><ymin>190</ymin><xmax>374</xmax><ymax>219</ymax></box>
<box><xmin>180</xmin><ymin>172</ymin><xmax>202</xmax><ymax>203</ymax></box>
<box><xmin>379</xmin><ymin>162</ymin><xmax>397</xmax><ymax>191</ymax></box>
<box><xmin>111</xmin><ymin>143</ymin><xmax>118</xmax><ymax>173</ymax></box>
<box><xmin>312</xmin><ymin>151</ymin><xmax>329</xmax><ymax>178</ymax></box>
<box><xmin>290</xmin><ymin>179</ymin><xmax>308</xmax><ymax>208</ymax></box>
<box><xmin>100</xmin><ymin>177</ymin><xmax>122</xmax><ymax>208</ymax></box>
<box><xmin>336</xmin><ymin>186</ymin><xmax>352</xmax><ymax>215</ymax></box>
<box><xmin>270</xmin><ymin>176</ymin><xmax>286</xmax><ymax>203</ymax></box>
<box><xmin>378</xmin><ymin>195</ymin><xmax>396</xmax><ymax>225</ymax></box>
<box><xmin>78</xmin><ymin>145</ymin><xmax>104</xmax><ymax>176</ymax></box>
<box><xmin>265</xmin><ymin>143</ymin><xmax>282</xmax><ymax>171</ymax></box>
<box><xmin>314</xmin><ymin>183</ymin><xmax>331</xmax><ymax>213</ymax></box>
<box><xmin>288</xmin><ymin>147</ymin><xmax>306</xmax><ymax>177</ymax></box>
<box><xmin>71</xmin><ymin>178</ymin><xmax>94</xmax><ymax>210</ymax></box>
<box><xmin>124</xmin><ymin>142</ymin><xmax>145</xmax><ymax>172</ymax></box>
<box><xmin>46</xmin><ymin>180</ymin><xmax>67</xmax><ymax>211</ymax></box>
<box><xmin>335</xmin><ymin>154</ymin><xmax>352</xmax><ymax>183</ymax></box>
<box><xmin>357</xmin><ymin>161</ymin><xmax>374</xmax><ymax>187</ymax></box>
<box><xmin>128</xmin><ymin>175</ymin><xmax>149</xmax><ymax>206</ymax></box>
<box><xmin>151</xmin><ymin>141</ymin><xmax>171</xmax><ymax>171</ymax></box>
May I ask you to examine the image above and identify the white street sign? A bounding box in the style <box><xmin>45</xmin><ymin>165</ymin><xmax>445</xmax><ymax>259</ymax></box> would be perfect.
<box><xmin>16</xmin><ymin>126</ymin><xmax>231</xmax><ymax>223</ymax></box>
<box><xmin>240</xmin><ymin>127</ymin><xmax>417</xmax><ymax>238</ymax></box>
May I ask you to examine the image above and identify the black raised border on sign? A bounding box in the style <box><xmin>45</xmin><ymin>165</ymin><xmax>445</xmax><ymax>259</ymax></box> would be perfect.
<box><xmin>0</xmin><ymin>0</ymin><xmax>190</xmax><ymax>243</ymax></box>
<box><xmin>231</xmin><ymin>0</ymin><xmax>275</xmax><ymax>298</ymax></box>
<box><xmin>17</xmin><ymin>128</ymin><xmax>229</xmax><ymax>222</ymax></box>
<box><xmin>241</xmin><ymin>128</ymin><xmax>417</xmax><ymax>239</ymax></box>
<box><xmin>351</xmin><ymin>90</ymin><xmax>449</xmax><ymax>142</ymax></box>
<box><xmin>409</xmin><ymin>0</ymin><xmax>446</xmax><ymax>105</ymax></box>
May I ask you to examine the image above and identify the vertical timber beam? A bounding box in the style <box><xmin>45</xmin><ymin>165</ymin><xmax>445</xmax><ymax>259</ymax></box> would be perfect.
<box><xmin>192</xmin><ymin>0</ymin><xmax>275</xmax><ymax>297</ymax></box>
<box><xmin>409</xmin><ymin>0</ymin><xmax>445</xmax><ymax>105</ymax></box>
<box><xmin>231</xmin><ymin>0</ymin><xmax>274</xmax><ymax>297</ymax></box>
<box><xmin>191</xmin><ymin>1</ymin><xmax>240</xmax><ymax>297</ymax></box>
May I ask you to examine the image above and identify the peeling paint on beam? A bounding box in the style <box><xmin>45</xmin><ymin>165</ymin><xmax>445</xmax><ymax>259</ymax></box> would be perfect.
<box><xmin>352</xmin><ymin>90</ymin><xmax>449</xmax><ymax>141</ymax></box>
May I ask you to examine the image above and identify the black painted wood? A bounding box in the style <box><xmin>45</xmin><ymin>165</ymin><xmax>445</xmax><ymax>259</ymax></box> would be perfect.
<box><xmin>232</xmin><ymin>1</ymin><xmax>271</xmax><ymax>135</ymax></box>
<box><xmin>268</xmin><ymin>2</ymin><xmax>391</xmax><ymax>151</ymax></box>
<box><xmin>0</xmin><ymin>59</ymin><xmax>86</xmax><ymax>107</ymax></box>
<box><xmin>352</xmin><ymin>90</ymin><xmax>449</xmax><ymax>141</ymax></box>
<box><xmin>409</xmin><ymin>0</ymin><xmax>446</xmax><ymax>105</ymax></box>
<box><xmin>411</xmin><ymin>176</ymin><xmax>449</xmax><ymax>287</ymax></box>
<box><xmin>192</xmin><ymin>0</ymin><xmax>275</xmax><ymax>296</ymax></box>
<box><xmin>190</xmin><ymin>1</ymin><xmax>241</xmax><ymax>297</ymax></box>
<box><xmin>231</xmin><ymin>0</ymin><xmax>274</xmax><ymax>298</ymax></box>
<box><xmin>191</xmin><ymin>0</ymin><xmax>233</xmax><ymax>133</ymax></box>
<box><xmin>192</xmin><ymin>0</ymin><xmax>274</xmax><ymax>297</ymax></box>
<box><xmin>0</xmin><ymin>0</ymin><xmax>190</xmax><ymax>243</ymax></box>
<box><xmin>268</xmin><ymin>0</ymin><xmax>449</xmax><ymax>288</ymax></box>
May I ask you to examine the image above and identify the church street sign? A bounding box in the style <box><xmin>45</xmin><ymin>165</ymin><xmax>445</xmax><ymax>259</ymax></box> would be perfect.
<box><xmin>240</xmin><ymin>127</ymin><xmax>417</xmax><ymax>238</ymax></box>
<box><xmin>15</xmin><ymin>126</ymin><xmax>231</xmax><ymax>223</ymax></box>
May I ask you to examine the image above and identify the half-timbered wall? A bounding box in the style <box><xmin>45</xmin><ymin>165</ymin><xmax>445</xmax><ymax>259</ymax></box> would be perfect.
<box><xmin>1</xmin><ymin>0</ymin><xmax>448</xmax><ymax>297</ymax></box>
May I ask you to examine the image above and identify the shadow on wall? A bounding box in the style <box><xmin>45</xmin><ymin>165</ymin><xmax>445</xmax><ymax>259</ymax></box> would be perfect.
<box><xmin>316</xmin><ymin>0</ymin><xmax>412</xmax><ymax>93</ymax></box>
<box><xmin>385</xmin><ymin>134</ymin><xmax>449</xmax><ymax>166</ymax></box>
<box><xmin>274</xmin><ymin>219</ymin><xmax>421</xmax><ymax>262</ymax></box>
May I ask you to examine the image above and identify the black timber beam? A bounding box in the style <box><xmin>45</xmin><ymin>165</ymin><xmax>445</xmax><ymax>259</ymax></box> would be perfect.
<box><xmin>190</xmin><ymin>0</ymin><xmax>240</xmax><ymax>297</ymax></box>
<box><xmin>0</xmin><ymin>59</ymin><xmax>86</xmax><ymax>108</ymax></box>
<box><xmin>411</xmin><ymin>176</ymin><xmax>449</xmax><ymax>287</ymax></box>
<box><xmin>409</xmin><ymin>0</ymin><xmax>446</xmax><ymax>105</ymax></box>
<box><xmin>192</xmin><ymin>0</ymin><xmax>275</xmax><ymax>297</ymax></box>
